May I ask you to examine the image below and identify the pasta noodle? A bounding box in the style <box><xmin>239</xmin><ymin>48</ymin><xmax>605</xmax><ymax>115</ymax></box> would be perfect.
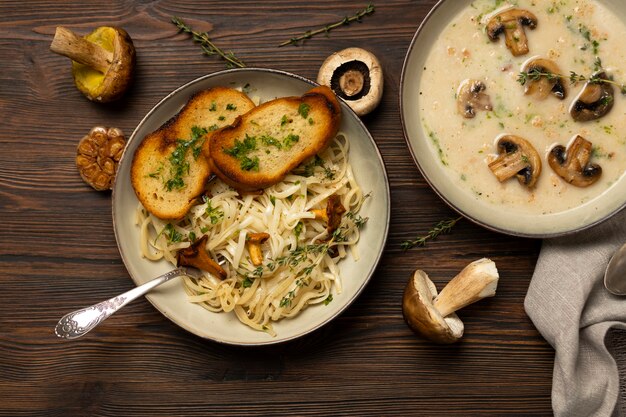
<box><xmin>135</xmin><ymin>134</ymin><xmax>367</xmax><ymax>335</ymax></box>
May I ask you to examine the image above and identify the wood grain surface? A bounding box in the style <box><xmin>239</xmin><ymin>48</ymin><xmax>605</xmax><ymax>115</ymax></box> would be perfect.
<box><xmin>0</xmin><ymin>0</ymin><xmax>563</xmax><ymax>415</ymax></box>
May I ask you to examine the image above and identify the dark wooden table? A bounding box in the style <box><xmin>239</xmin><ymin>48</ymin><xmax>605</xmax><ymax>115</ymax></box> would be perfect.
<box><xmin>0</xmin><ymin>1</ymin><xmax>557</xmax><ymax>415</ymax></box>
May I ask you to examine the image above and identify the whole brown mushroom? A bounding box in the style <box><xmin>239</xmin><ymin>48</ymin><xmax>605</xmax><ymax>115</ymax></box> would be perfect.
<box><xmin>402</xmin><ymin>259</ymin><xmax>499</xmax><ymax>344</ymax></box>
<box><xmin>50</xmin><ymin>26</ymin><xmax>136</xmax><ymax>103</ymax></box>
<box><xmin>317</xmin><ymin>47</ymin><xmax>383</xmax><ymax>116</ymax></box>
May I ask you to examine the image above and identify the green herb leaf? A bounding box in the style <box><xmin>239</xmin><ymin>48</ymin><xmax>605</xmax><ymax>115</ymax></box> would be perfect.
<box><xmin>165</xmin><ymin>126</ymin><xmax>207</xmax><ymax>191</ymax></box>
<box><xmin>240</xmin><ymin>156</ymin><xmax>259</xmax><ymax>171</ymax></box>
<box><xmin>278</xmin><ymin>4</ymin><xmax>375</xmax><ymax>47</ymax></box>
<box><xmin>171</xmin><ymin>16</ymin><xmax>246</xmax><ymax>68</ymax></box>
<box><xmin>401</xmin><ymin>217</ymin><xmax>462</xmax><ymax>250</ymax></box>
<box><xmin>283</xmin><ymin>133</ymin><xmax>300</xmax><ymax>149</ymax></box>
<box><xmin>298</xmin><ymin>103</ymin><xmax>310</xmax><ymax>118</ymax></box>
<box><xmin>163</xmin><ymin>223</ymin><xmax>183</xmax><ymax>243</ymax></box>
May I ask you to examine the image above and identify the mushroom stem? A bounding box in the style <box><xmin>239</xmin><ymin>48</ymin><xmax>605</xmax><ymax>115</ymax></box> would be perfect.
<box><xmin>339</xmin><ymin>69</ymin><xmax>365</xmax><ymax>97</ymax></box>
<box><xmin>433</xmin><ymin>258</ymin><xmax>499</xmax><ymax>318</ymax></box>
<box><xmin>50</xmin><ymin>26</ymin><xmax>112</xmax><ymax>73</ymax></box>
<box><xmin>488</xmin><ymin>135</ymin><xmax>542</xmax><ymax>188</ymax></box>
<box><xmin>488</xmin><ymin>150</ymin><xmax>528</xmax><ymax>182</ymax></box>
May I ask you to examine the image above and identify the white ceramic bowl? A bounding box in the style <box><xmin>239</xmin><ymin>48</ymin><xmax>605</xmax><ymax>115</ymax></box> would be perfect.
<box><xmin>112</xmin><ymin>68</ymin><xmax>390</xmax><ymax>345</ymax></box>
<box><xmin>400</xmin><ymin>0</ymin><xmax>626</xmax><ymax>237</ymax></box>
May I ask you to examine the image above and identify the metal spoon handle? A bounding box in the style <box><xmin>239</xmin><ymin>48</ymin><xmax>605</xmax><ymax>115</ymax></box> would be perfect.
<box><xmin>55</xmin><ymin>268</ymin><xmax>187</xmax><ymax>339</ymax></box>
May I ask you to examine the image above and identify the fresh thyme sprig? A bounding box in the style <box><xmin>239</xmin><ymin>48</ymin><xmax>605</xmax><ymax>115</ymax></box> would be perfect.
<box><xmin>400</xmin><ymin>217</ymin><xmax>462</xmax><ymax>251</ymax></box>
<box><xmin>171</xmin><ymin>16</ymin><xmax>246</xmax><ymax>68</ymax></box>
<box><xmin>517</xmin><ymin>66</ymin><xmax>626</xmax><ymax>95</ymax></box>
<box><xmin>278</xmin><ymin>3</ymin><xmax>375</xmax><ymax>47</ymax></box>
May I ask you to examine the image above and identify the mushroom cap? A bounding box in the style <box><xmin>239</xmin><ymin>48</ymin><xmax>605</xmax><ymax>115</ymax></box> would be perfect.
<box><xmin>521</xmin><ymin>56</ymin><xmax>567</xmax><ymax>100</ymax></box>
<box><xmin>402</xmin><ymin>269</ymin><xmax>464</xmax><ymax>344</ymax></box>
<box><xmin>456</xmin><ymin>79</ymin><xmax>493</xmax><ymax>118</ymax></box>
<box><xmin>488</xmin><ymin>135</ymin><xmax>542</xmax><ymax>188</ymax></box>
<box><xmin>569</xmin><ymin>71</ymin><xmax>614</xmax><ymax>122</ymax></box>
<box><xmin>72</xmin><ymin>26</ymin><xmax>136</xmax><ymax>103</ymax></box>
<box><xmin>548</xmin><ymin>135</ymin><xmax>602</xmax><ymax>187</ymax></box>
<box><xmin>76</xmin><ymin>126</ymin><xmax>126</xmax><ymax>191</ymax></box>
<box><xmin>486</xmin><ymin>8</ymin><xmax>538</xmax><ymax>56</ymax></box>
<box><xmin>317</xmin><ymin>47</ymin><xmax>383</xmax><ymax>116</ymax></box>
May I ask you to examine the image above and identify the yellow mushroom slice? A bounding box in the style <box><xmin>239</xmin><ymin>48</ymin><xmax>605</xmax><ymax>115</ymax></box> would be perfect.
<box><xmin>486</xmin><ymin>8</ymin><xmax>538</xmax><ymax>56</ymax></box>
<box><xmin>488</xmin><ymin>135</ymin><xmax>542</xmax><ymax>188</ymax></box>
<box><xmin>548</xmin><ymin>135</ymin><xmax>602</xmax><ymax>187</ymax></box>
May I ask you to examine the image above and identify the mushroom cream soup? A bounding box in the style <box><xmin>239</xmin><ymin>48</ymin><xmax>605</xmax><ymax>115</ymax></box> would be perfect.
<box><xmin>419</xmin><ymin>0</ymin><xmax>626</xmax><ymax>216</ymax></box>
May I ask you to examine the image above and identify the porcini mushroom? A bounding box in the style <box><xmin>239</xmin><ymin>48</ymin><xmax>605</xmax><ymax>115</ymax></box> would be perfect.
<box><xmin>521</xmin><ymin>57</ymin><xmax>567</xmax><ymax>100</ymax></box>
<box><xmin>488</xmin><ymin>135</ymin><xmax>542</xmax><ymax>188</ymax></box>
<box><xmin>246</xmin><ymin>232</ymin><xmax>270</xmax><ymax>266</ymax></box>
<box><xmin>548</xmin><ymin>135</ymin><xmax>602</xmax><ymax>187</ymax></box>
<box><xmin>402</xmin><ymin>258</ymin><xmax>499</xmax><ymax>344</ymax></box>
<box><xmin>486</xmin><ymin>8</ymin><xmax>538</xmax><ymax>56</ymax></box>
<box><xmin>76</xmin><ymin>126</ymin><xmax>126</xmax><ymax>191</ymax></box>
<box><xmin>317</xmin><ymin>47</ymin><xmax>383</xmax><ymax>116</ymax></box>
<box><xmin>177</xmin><ymin>235</ymin><xmax>227</xmax><ymax>280</ymax></box>
<box><xmin>50</xmin><ymin>26</ymin><xmax>136</xmax><ymax>103</ymax></box>
<box><xmin>311</xmin><ymin>194</ymin><xmax>347</xmax><ymax>233</ymax></box>
<box><xmin>570</xmin><ymin>71</ymin><xmax>614</xmax><ymax>122</ymax></box>
<box><xmin>456</xmin><ymin>79</ymin><xmax>493</xmax><ymax>118</ymax></box>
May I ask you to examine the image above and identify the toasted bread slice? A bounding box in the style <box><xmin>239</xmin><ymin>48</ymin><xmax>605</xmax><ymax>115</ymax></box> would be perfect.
<box><xmin>131</xmin><ymin>87</ymin><xmax>255</xmax><ymax>219</ymax></box>
<box><xmin>208</xmin><ymin>86</ymin><xmax>342</xmax><ymax>190</ymax></box>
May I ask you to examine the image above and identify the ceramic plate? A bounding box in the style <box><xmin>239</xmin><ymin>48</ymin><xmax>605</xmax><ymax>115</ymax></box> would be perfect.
<box><xmin>112</xmin><ymin>68</ymin><xmax>390</xmax><ymax>345</ymax></box>
<box><xmin>400</xmin><ymin>0</ymin><xmax>626</xmax><ymax>237</ymax></box>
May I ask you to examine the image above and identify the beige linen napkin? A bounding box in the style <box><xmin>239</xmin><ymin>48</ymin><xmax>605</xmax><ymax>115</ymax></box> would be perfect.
<box><xmin>525</xmin><ymin>209</ymin><xmax>626</xmax><ymax>416</ymax></box>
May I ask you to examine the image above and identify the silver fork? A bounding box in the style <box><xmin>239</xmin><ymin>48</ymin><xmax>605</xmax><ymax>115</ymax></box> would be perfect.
<box><xmin>54</xmin><ymin>267</ymin><xmax>203</xmax><ymax>339</ymax></box>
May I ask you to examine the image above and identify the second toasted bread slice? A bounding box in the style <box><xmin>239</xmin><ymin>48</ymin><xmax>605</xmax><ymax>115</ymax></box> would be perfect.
<box><xmin>208</xmin><ymin>86</ymin><xmax>342</xmax><ymax>190</ymax></box>
<box><xmin>131</xmin><ymin>87</ymin><xmax>255</xmax><ymax>219</ymax></box>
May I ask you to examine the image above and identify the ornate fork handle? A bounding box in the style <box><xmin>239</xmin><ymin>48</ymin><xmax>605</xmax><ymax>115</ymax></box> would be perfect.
<box><xmin>55</xmin><ymin>268</ymin><xmax>188</xmax><ymax>339</ymax></box>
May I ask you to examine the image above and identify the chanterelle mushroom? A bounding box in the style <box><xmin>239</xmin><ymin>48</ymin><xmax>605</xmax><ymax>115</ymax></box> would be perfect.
<box><xmin>486</xmin><ymin>8</ymin><xmax>538</xmax><ymax>56</ymax></box>
<box><xmin>488</xmin><ymin>135</ymin><xmax>542</xmax><ymax>188</ymax></box>
<box><xmin>177</xmin><ymin>235</ymin><xmax>227</xmax><ymax>280</ymax></box>
<box><xmin>317</xmin><ymin>47</ymin><xmax>383</xmax><ymax>116</ymax></box>
<box><xmin>570</xmin><ymin>71</ymin><xmax>614</xmax><ymax>122</ymax></box>
<box><xmin>311</xmin><ymin>194</ymin><xmax>347</xmax><ymax>234</ymax></box>
<box><xmin>402</xmin><ymin>259</ymin><xmax>499</xmax><ymax>344</ymax></box>
<box><xmin>247</xmin><ymin>232</ymin><xmax>270</xmax><ymax>266</ymax></box>
<box><xmin>521</xmin><ymin>57</ymin><xmax>567</xmax><ymax>100</ymax></box>
<box><xmin>50</xmin><ymin>26</ymin><xmax>136</xmax><ymax>103</ymax></box>
<box><xmin>456</xmin><ymin>79</ymin><xmax>493</xmax><ymax>118</ymax></box>
<box><xmin>76</xmin><ymin>126</ymin><xmax>126</xmax><ymax>191</ymax></box>
<box><xmin>548</xmin><ymin>135</ymin><xmax>602</xmax><ymax>187</ymax></box>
